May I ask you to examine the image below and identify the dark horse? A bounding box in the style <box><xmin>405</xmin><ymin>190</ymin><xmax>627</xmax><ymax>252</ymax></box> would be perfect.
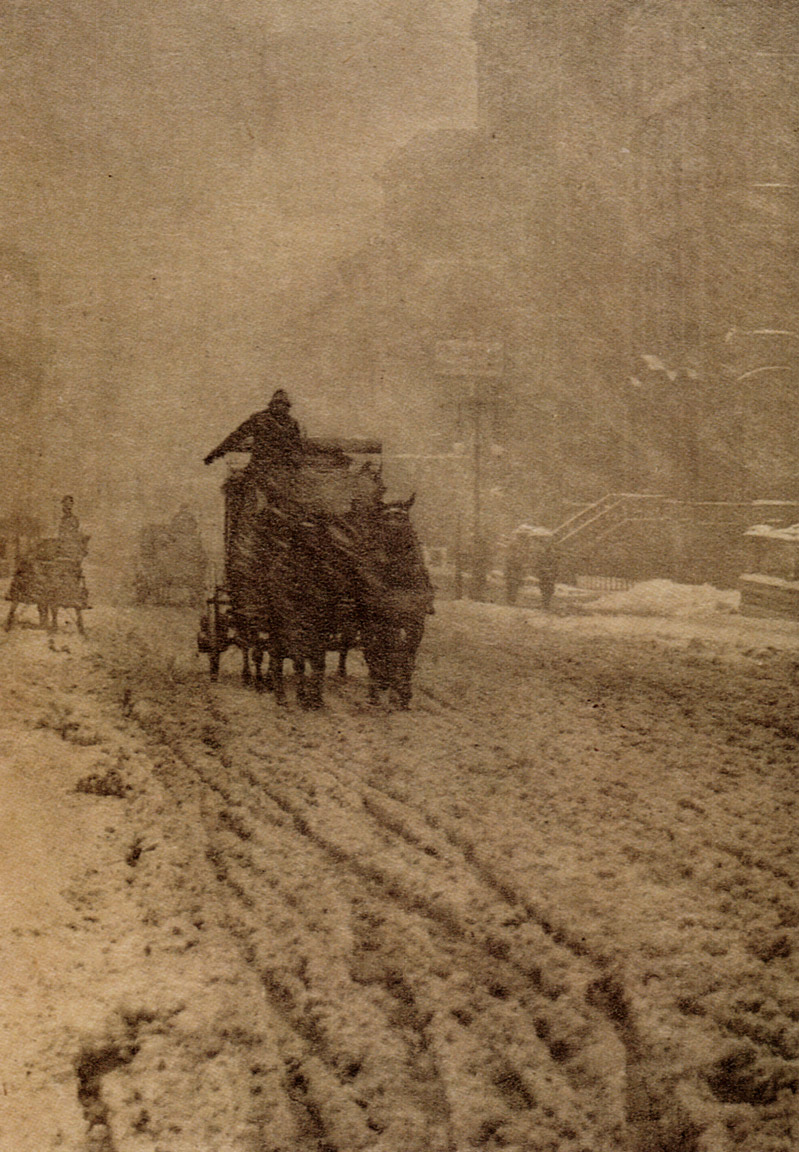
<box><xmin>230</xmin><ymin>510</ymin><xmax>348</xmax><ymax>708</ymax></box>
<box><xmin>353</xmin><ymin>498</ymin><xmax>434</xmax><ymax>708</ymax></box>
<box><xmin>228</xmin><ymin>491</ymin><xmax>432</xmax><ymax>709</ymax></box>
<box><xmin>316</xmin><ymin>494</ymin><xmax>433</xmax><ymax>708</ymax></box>
<box><xmin>238</xmin><ymin>593</ymin><xmax>357</xmax><ymax>691</ymax></box>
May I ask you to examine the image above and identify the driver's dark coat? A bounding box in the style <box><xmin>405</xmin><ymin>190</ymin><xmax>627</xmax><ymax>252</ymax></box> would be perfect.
<box><xmin>206</xmin><ymin>407</ymin><xmax>302</xmax><ymax>473</ymax></box>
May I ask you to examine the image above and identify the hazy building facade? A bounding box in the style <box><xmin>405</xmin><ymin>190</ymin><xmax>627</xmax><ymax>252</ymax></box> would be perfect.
<box><xmin>0</xmin><ymin>245</ymin><xmax>49</xmax><ymax>517</ymax></box>
<box><xmin>310</xmin><ymin>0</ymin><xmax>797</xmax><ymax>545</ymax></box>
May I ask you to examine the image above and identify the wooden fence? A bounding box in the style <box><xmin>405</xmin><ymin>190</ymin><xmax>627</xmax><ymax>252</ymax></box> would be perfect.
<box><xmin>575</xmin><ymin>575</ymin><xmax>635</xmax><ymax>592</ymax></box>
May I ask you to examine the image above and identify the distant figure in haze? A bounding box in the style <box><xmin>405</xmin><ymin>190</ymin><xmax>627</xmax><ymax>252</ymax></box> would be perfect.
<box><xmin>470</xmin><ymin>535</ymin><xmax>492</xmax><ymax>601</ymax></box>
<box><xmin>537</xmin><ymin>541</ymin><xmax>558</xmax><ymax>612</ymax></box>
<box><xmin>504</xmin><ymin>527</ymin><xmax>533</xmax><ymax>605</ymax></box>
<box><xmin>59</xmin><ymin>494</ymin><xmax>79</xmax><ymax>532</ymax></box>
<box><xmin>204</xmin><ymin>389</ymin><xmax>303</xmax><ymax>478</ymax></box>
<box><xmin>57</xmin><ymin>495</ymin><xmax>82</xmax><ymax>557</ymax></box>
<box><xmin>504</xmin><ymin>525</ymin><xmax>557</xmax><ymax>608</ymax></box>
<box><xmin>3</xmin><ymin>494</ymin><xmax>91</xmax><ymax>634</ymax></box>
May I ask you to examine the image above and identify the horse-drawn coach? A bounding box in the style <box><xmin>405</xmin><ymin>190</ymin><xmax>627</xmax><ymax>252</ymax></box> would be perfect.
<box><xmin>134</xmin><ymin>507</ymin><xmax>207</xmax><ymax>609</ymax></box>
<box><xmin>4</xmin><ymin>497</ymin><xmax>90</xmax><ymax>634</ymax></box>
<box><xmin>198</xmin><ymin>435</ymin><xmax>434</xmax><ymax>708</ymax></box>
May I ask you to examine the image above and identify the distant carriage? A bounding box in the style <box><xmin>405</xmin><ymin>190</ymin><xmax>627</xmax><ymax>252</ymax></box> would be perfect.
<box><xmin>197</xmin><ymin>439</ymin><xmax>434</xmax><ymax>708</ymax></box>
<box><xmin>134</xmin><ymin>509</ymin><xmax>208</xmax><ymax>608</ymax></box>
<box><xmin>4</xmin><ymin>534</ymin><xmax>90</xmax><ymax>634</ymax></box>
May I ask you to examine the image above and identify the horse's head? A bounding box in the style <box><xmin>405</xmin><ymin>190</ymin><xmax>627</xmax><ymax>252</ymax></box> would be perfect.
<box><xmin>374</xmin><ymin>504</ymin><xmax>433</xmax><ymax>595</ymax></box>
<box><xmin>384</xmin><ymin>492</ymin><xmax>415</xmax><ymax>513</ymax></box>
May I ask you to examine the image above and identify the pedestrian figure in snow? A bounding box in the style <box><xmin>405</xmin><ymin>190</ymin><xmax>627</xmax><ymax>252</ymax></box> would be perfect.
<box><xmin>504</xmin><ymin>525</ymin><xmax>556</xmax><ymax>609</ymax></box>
<box><xmin>537</xmin><ymin>540</ymin><xmax>558</xmax><ymax>612</ymax></box>
<box><xmin>56</xmin><ymin>496</ymin><xmax>83</xmax><ymax>559</ymax></box>
<box><xmin>504</xmin><ymin>528</ymin><xmax>533</xmax><ymax>605</ymax></box>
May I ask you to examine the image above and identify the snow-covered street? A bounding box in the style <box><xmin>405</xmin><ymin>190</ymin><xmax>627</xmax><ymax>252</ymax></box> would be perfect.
<box><xmin>1</xmin><ymin>589</ymin><xmax>798</xmax><ymax>1151</ymax></box>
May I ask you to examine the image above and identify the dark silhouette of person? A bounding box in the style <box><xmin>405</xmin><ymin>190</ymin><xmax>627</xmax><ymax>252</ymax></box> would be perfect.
<box><xmin>56</xmin><ymin>495</ymin><xmax>89</xmax><ymax>565</ymax></box>
<box><xmin>57</xmin><ymin>495</ymin><xmax>80</xmax><ymax>553</ymax></box>
<box><xmin>470</xmin><ymin>535</ymin><xmax>492</xmax><ymax>601</ymax></box>
<box><xmin>204</xmin><ymin>389</ymin><xmax>303</xmax><ymax>476</ymax></box>
<box><xmin>537</xmin><ymin>542</ymin><xmax>558</xmax><ymax>611</ymax></box>
<box><xmin>504</xmin><ymin>529</ymin><xmax>532</xmax><ymax>605</ymax></box>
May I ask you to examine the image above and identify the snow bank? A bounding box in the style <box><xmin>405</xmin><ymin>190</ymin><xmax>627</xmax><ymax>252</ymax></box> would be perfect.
<box><xmin>590</xmin><ymin>579</ymin><xmax>739</xmax><ymax>617</ymax></box>
<box><xmin>745</xmin><ymin>522</ymin><xmax>799</xmax><ymax>540</ymax></box>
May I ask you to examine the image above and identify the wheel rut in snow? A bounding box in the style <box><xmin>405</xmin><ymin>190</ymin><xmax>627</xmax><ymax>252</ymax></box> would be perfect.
<box><xmin>87</xmin><ymin>619</ymin><xmax>799</xmax><ymax>1152</ymax></box>
<box><xmin>140</xmin><ymin>711</ymin><xmax>702</xmax><ymax>1151</ymax></box>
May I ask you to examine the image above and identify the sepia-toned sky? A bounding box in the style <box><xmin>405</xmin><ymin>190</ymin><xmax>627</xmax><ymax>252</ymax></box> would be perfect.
<box><xmin>2</xmin><ymin>0</ymin><xmax>476</xmax><ymax>507</ymax></box>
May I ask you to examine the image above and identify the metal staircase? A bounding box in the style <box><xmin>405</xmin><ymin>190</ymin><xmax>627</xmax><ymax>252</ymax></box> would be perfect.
<box><xmin>551</xmin><ymin>493</ymin><xmax>665</xmax><ymax>555</ymax></box>
<box><xmin>548</xmin><ymin>494</ymin><xmax>799</xmax><ymax>586</ymax></box>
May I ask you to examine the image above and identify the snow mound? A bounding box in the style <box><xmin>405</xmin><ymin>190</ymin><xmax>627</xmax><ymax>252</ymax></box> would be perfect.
<box><xmin>745</xmin><ymin>522</ymin><xmax>799</xmax><ymax>540</ymax></box>
<box><xmin>591</xmin><ymin>579</ymin><xmax>739</xmax><ymax>617</ymax></box>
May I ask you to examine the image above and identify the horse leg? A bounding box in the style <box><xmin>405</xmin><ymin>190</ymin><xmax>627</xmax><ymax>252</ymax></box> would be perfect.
<box><xmin>75</xmin><ymin>608</ymin><xmax>86</xmax><ymax>636</ymax></box>
<box><xmin>270</xmin><ymin>653</ymin><xmax>287</xmax><ymax>705</ymax></box>
<box><xmin>363</xmin><ymin>628</ymin><xmax>390</xmax><ymax>705</ymax></box>
<box><xmin>366</xmin><ymin>663</ymin><xmax>383</xmax><ymax>705</ymax></box>
<box><xmin>391</xmin><ymin>619</ymin><xmax>424</xmax><ymax>710</ymax></box>
<box><xmin>293</xmin><ymin>656</ymin><xmax>308</xmax><ymax>707</ymax></box>
<box><xmin>241</xmin><ymin>644</ymin><xmax>252</xmax><ymax>686</ymax></box>
<box><xmin>305</xmin><ymin>650</ymin><xmax>326</xmax><ymax>709</ymax></box>
<box><xmin>337</xmin><ymin>624</ymin><xmax>353</xmax><ymax>678</ymax></box>
<box><xmin>48</xmin><ymin>606</ymin><xmax>58</xmax><ymax>634</ymax></box>
<box><xmin>362</xmin><ymin>642</ymin><xmax>381</xmax><ymax>704</ymax></box>
<box><xmin>391</xmin><ymin>649</ymin><xmax>415</xmax><ymax>710</ymax></box>
<box><xmin>252</xmin><ymin>645</ymin><xmax>265</xmax><ymax>692</ymax></box>
<box><xmin>366</xmin><ymin>659</ymin><xmax>388</xmax><ymax>705</ymax></box>
<box><xmin>4</xmin><ymin>603</ymin><xmax>18</xmax><ymax>632</ymax></box>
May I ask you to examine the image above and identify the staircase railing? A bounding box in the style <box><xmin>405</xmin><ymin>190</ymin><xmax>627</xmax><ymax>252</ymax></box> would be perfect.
<box><xmin>551</xmin><ymin>493</ymin><xmax>665</xmax><ymax>553</ymax></box>
<box><xmin>545</xmin><ymin>494</ymin><xmax>799</xmax><ymax>586</ymax></box>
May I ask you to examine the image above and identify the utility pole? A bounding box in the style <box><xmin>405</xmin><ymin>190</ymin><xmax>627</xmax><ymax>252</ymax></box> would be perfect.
<box><xmin>470</xmin><ymin>385</ymin><xmax>488</xmax><ymax>600</ymax></box>
<box><xmin>473</xmin><ymin>396</ymin><xmax>482</xmax><ymax>549</ymax></box>
<box><xmin>435</xmin><ymin>339</ymin><xmax>504</xmax><ymax>599</ymax></box>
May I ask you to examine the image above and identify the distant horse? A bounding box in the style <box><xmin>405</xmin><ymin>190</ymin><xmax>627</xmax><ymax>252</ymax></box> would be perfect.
<box><xmin>4</xmin><ymin>536</ymin><xmax>90</xmax><ymax>635</ymax></box>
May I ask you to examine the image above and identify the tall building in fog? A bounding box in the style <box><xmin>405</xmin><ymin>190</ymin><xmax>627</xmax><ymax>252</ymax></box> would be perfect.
<box><xmin>315</xmin><ymin>0</ymin><xmax>797</xmax><ymax>535</ymax></box>
<box><xmin>0</xmin><ymin>245</ymin><xmax>48</xmax><ymax>515</ymax></box>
